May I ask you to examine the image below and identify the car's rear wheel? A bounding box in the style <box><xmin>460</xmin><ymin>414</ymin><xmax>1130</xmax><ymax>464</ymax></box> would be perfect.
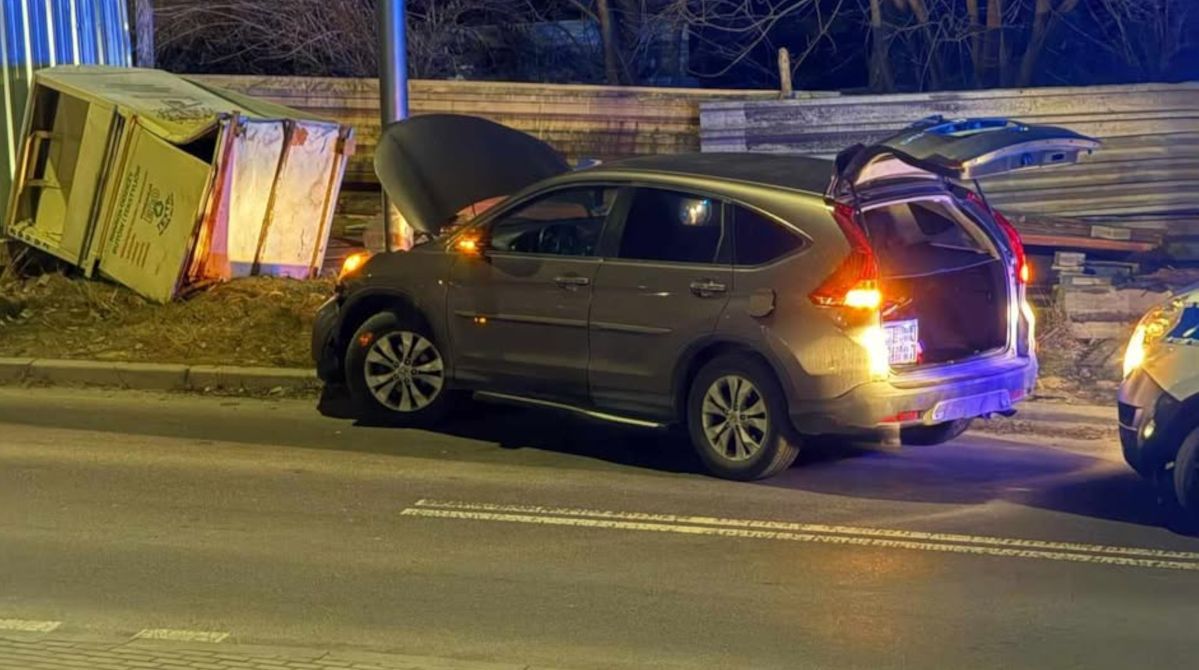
<box><xmin>687</xmin><ymin>354</ymin><xmax>800</xmax><ymax>481</ymax></box>
<box><xmin>901</xmin><ymin>419</ymin><xmax>973</xmax><ymax>446</ymax></box>
<box><xmin>345</xmin><ymin>312</ymin><xmax>454</xmax><ymax>426</ymax></box>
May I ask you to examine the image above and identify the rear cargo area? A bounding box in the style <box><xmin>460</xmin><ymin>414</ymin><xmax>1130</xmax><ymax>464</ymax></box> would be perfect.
<box><xmin>862</xmin><ymin>198</ymin><xmax>1009</xmax><ymax>367</ymax></box>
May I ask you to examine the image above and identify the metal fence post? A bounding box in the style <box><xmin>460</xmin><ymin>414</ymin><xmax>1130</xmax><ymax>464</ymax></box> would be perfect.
<box><xmin>379</xmin><ymin>0</ymin><xmax>408</xmax><ymax>252</ymax></box>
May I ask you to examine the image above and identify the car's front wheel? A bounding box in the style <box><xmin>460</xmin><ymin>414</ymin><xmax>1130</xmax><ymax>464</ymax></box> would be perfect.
<box><xmin>687</xmin><ymin>354</ymin><xmax>800</xmax><ymax>480</ymax></box>
<box><xmin>345</xmin><ymin>312</ymin><xmax>454</xmax><ymax>426</ymax></box>
<box><xmin>1173</xmin><ymin>426</ymin><xmax>1199</xmax><ymax>514</ymax></box>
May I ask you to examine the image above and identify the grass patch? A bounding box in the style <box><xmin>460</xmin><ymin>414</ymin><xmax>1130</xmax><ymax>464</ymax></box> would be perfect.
<box><xmin>0</xmin><ymin>266</ymin><xmax>332</xmax><ymax>367</ymax></box>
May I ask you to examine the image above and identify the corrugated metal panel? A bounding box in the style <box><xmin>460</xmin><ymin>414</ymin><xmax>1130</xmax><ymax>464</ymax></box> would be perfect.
<box><xmin>699</xmin><ymin>83</ymin><xmax>1199</xmax><ymax>237</ymax></box>
<box><xmin>1</xmin><ymin>0</ymin><xmax>131</xmax><ymax>213</ymax></box>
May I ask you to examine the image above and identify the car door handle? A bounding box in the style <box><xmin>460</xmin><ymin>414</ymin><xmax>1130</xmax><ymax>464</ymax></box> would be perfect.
<box><xmin>690</xmin><ymin>279</ymin><xmax>728</xmax><ymax>297</ymax></box>
<box><xmin>554</xmin><ymin>275</ymin><xmax>591</xmax><ymax>289</ymax></box>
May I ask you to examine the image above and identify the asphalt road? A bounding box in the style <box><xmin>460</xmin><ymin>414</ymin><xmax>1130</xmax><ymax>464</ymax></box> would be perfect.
<box><xmin>0</xmin><ymin>386</ymin><xmax>1196</xmax><ymax>669</ymax></box>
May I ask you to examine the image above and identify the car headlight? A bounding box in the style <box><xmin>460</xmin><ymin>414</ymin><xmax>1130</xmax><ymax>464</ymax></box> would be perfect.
<box><xmin>1123</xmin><ymin>298</ymin><xmax>1185</xmax><ymax>377</ymax></box>
<box><xmin>1123</xmin><ymin>324</ymin><xmax>1146</xmax><ymax>378</ymax></box>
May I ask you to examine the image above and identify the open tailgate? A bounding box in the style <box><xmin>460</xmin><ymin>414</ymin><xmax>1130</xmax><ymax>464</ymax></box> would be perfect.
<box><xmin>831</xmin><ymin>116</ymin><xmax>1100</xmax><ymax>199</ymax></box>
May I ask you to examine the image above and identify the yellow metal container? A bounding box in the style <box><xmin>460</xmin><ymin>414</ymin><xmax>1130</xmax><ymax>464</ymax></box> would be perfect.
<box><xmin>3</xmin><ymin>66</ymin><xmax>353</xmax><ymax>301</ymax></box>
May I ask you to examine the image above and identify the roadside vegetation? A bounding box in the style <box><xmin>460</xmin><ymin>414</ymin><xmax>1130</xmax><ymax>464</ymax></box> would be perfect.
<box><xmin>0</xmin><ymin>252</ymin><xmax>330</xmax><ymax>368</ymax></box>
<box><xmin>1030</xmin><ymin>297</ymin><xmax>1123</xmax><ymax>404</ymax></box>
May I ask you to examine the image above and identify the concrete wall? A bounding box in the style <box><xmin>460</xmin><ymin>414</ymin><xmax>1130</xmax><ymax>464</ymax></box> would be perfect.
<box><xmin>192</xmin><ymin>75</ymin><xmax>777</xmax><ymax>185</ymax></box>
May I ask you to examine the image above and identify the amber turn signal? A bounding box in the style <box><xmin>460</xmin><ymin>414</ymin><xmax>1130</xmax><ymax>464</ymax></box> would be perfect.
<box><xmin>338</xmin><ymin>251</ymin><xmax>372</xmax><ymax>281</ymax></box>
<box><xmin>455</xmin><ymin>234</ymin><xmax>484</xmax><ymax>256</ymax></box>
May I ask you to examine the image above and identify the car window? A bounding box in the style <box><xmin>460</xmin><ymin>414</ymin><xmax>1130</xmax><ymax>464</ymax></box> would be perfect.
<box><xmin>489</xmin><ymin>186</ymin><xmax>618</xmax><ymax>257</ymax></box>
<box><xmin>617</xmin><ymin>188</ymin><xmax>724</xmax><ymax>264</ymax></box>
<box><xmin>732</xmin><ymin>205</ymin><xmax>804</xmax><ymax>266</ymax></box>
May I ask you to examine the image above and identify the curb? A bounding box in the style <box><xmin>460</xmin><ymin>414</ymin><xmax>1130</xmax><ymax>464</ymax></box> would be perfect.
<box><xmin>1012</xmin><ymin>400</ymin><xmax>1114</xmax><ymax>426</ymax></box>
<box><xmin>0</xmin><ymin>357</ymin><xmax>1115</xmax><ymax>429</ymax></box>
<box><xmin>0</xmin><ymin>357</ymin><xmax>318</xmax><ymax>393</ymax></box>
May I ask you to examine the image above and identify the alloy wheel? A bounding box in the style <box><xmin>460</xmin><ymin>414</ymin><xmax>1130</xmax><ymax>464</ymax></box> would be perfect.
<box><xmin>701</xmin><ymin>375</ymin><xmax>769</xmax><ymax>461</ymax></box>
<box><xmin>363</xmin><ymin>331</ymin><xmax>445</xmax><ymax>412</ymax></box>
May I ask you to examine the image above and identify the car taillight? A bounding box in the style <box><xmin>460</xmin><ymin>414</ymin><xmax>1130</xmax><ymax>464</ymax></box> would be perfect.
<box><xmin>966</xmin><ymin>191</ymin><xmax>1029</xmax><ymax>284</ymax></box>
<box><xmin>811</xmin><ymin>203</ymin><xmax>881</xmax><ymax>309</ymax></box>
<box><xmin>993</xmin><ymin>209</ymin><xmax>1030</xmax><ymax>285</ymax></box>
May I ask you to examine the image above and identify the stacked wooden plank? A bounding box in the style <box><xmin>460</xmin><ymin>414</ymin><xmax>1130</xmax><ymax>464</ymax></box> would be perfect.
<box><xmin>1060</xmin><ymin>286</ymin><xmax>1170</xmax><ymax>340</ymax></box>
<box><xmin>1005</xmin><ymin>212</ymin><xmax>1162</xmax><ymax>252</ymax></box>
<box><xmin>1050</xmin><ymin>251</ymin><xmax>1146</xmax><ymax>339</ymax></box>
<box><xmin>1052</xmin><ymin>252</ymin><xmax>1139</xmax><ymax>289</ymax></box>
<box><xmin>1056</xmin><ymin>264</ymin><xmax>1199</xmax><ymax>340</ymax></box>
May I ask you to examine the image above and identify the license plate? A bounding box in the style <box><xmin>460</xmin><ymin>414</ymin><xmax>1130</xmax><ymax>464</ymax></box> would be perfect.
<box><xmin>883</xmin><ymin>319</ymin><xmax>920</xmax><ymax>365</ymax></box>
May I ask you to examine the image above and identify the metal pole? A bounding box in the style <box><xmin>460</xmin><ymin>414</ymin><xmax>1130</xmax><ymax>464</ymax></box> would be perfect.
<box><xmin>379</xmin><ymin>0</ymin><xmax>408</xmax><ymax>252</ymax></box>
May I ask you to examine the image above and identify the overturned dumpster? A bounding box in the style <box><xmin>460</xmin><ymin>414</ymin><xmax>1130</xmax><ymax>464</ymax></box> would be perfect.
<box><xmin>2</xmin><ymin>66</ymin><xmax>353</xmax><ymax>302</ymax></box>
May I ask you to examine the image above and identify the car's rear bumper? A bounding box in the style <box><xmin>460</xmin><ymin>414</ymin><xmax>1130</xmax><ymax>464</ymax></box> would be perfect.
<box><xmin>312</xmin><ymin>297</ymin><xmax>343</xmax><ymax>383</ymax></box>
<box><xmin>1118</xmin><ymin>368</ymin><xmax>1181</xmax><ymax>477</ymax></box>
<box><xmin>789</xmin><ymin>356</ymin><xmax>1037</xmax><ymax>436</ymax></box>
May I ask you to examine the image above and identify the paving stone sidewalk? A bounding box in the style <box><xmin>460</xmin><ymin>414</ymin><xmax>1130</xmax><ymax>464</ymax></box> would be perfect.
<box><xmin>0</xmin><ymin>636</ymin><xmax>532</xmax><ymax>670</ymax></box>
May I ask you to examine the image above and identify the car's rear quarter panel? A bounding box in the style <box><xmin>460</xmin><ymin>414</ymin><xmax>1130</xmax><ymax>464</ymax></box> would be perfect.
<box><xmin>715</xmin><ymin>188</ymin><xmax>875</xmax><ymax>405</ymax></box>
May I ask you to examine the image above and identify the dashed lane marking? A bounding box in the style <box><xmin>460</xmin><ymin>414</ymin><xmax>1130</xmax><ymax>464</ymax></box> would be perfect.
<box><xmin>132</xmin><ymin>628</ymin><xmax>230</xmax><ymax>643</ymax></box>
<box><xmin>0</xmin><ymin>619</ymin><xmax>61</xmax><ymax>633</ymax></box>
<box><xmin>403</xmin><ymin>499</ymin><xmax>1199</xmax><ymax>572</ymax></box>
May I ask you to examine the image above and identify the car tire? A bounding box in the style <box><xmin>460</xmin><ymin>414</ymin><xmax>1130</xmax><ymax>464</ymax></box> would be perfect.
<box><xmin>901</xmin><ymin>419</ymin><xmax>973</xmax><ymax>446</ymax></box>
<box><xmin>345</xmin><ymin>311</ymin><xmax>455</xmax><ymax>427</ymax></box>
<box><xmin>1173</xmin><ymin>426</ymin><xmax>1199</xmax><ymax>514</ymax></box>
<box><xmin>686</xmin><ymin>353</ymin><xmax>800</xmax><ymax>481</ymax></box>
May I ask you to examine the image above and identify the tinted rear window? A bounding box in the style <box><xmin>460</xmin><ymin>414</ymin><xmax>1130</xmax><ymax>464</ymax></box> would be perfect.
<box><xmin>617</xmin><ymin>188</ymin><xmax>724</xmax><ymax>264</ymax></box>
<box><xmin>732</xmin><ymin>205</ymin><xmax>804</xmax><ymax>266</ymax></box>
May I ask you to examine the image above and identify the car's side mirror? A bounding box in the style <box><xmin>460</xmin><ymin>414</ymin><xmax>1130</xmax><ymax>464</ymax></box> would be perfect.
<box><xmin>453</xmin><ymin>230</ymin><xmax>492</xmax><ymax>261</ymax></box>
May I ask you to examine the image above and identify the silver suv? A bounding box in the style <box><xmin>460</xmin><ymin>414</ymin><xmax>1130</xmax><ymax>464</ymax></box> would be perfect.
<box><xmin>314</xmin><ymin>114</ymin><xmax>1096</xmax><ymax>480</ymax></box>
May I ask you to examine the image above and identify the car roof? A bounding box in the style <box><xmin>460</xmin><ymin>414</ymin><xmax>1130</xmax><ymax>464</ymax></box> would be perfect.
<box><xmin>577</xmin><ymin>152</ymin><xmax>833</xmax><ymax>196</ymax></box>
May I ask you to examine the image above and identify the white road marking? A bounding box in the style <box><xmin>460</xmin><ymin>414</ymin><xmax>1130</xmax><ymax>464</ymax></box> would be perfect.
<box><xmin>411</xmin><ymin>499</ymin><xmax>1199</xmax><ymax>560</ymax></box>
<box><xmin>133</xmin><ymin>628</ymin><xmax>230</xmax><ymax>643</ymax></box>
<box><xmin>0</xmin><ymin>619</ymin><xmax>61</xmax><ymax>633</ymax></box>
<box><xmin>404</xmin><ymin>499</ymin><xmax>1199</xmax><ymax>572</ymax></box>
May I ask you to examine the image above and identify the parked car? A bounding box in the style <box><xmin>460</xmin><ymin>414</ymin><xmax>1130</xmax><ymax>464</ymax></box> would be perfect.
<box><xmin>1119</xmin><ymin>285</ymin><xmax>1199</xmax><ymax>512</ymax></box>
<box><xmin>314</xmin><ymin>114</ymin><xmax>1097</xmax><ymax>480</ymax></box>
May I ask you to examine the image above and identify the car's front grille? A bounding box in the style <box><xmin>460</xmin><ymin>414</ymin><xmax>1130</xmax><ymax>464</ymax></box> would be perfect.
<box><xmin>1118</xmin><ymin>402</ymin><xmax>1137</xmax><ymax>427</ymax></box>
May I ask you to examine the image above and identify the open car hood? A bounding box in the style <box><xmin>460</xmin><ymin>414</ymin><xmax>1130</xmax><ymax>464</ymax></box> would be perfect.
<box><xmin>374</xmin><ymin>114</ymin><xmax>570</xmax><ymax>234</ymax></box>
<box><xmin>831</xmin><ymin>116</ymin><xmax>1100</xmax><ymax>200</ymax></box>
